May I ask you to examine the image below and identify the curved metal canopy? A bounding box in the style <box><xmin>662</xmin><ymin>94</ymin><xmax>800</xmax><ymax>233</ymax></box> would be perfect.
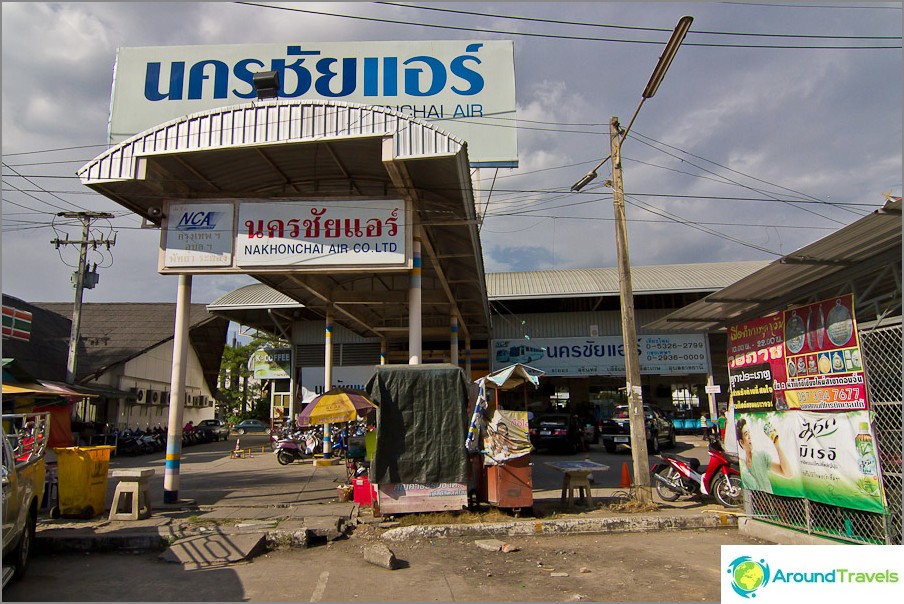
<box><xmin>78</xmin><ymin>100</ymin><xmax>491</xmax><ymax>344</ymax></box>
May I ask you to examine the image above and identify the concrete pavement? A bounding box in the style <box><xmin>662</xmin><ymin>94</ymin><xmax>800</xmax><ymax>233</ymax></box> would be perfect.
<box><xmin>33</xmin><ymin>434</ymin><xmax>809</xmax><ymax>568</ymax></box>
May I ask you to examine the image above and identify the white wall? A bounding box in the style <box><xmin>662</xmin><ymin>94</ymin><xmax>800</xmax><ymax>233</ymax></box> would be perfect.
<box><xmin>105</xmin><ymin>339</ymin><xmax>215</xmax><ymax>429</ymax></box>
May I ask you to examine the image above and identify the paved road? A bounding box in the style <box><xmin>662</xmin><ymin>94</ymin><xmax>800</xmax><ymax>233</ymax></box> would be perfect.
<box><xmin>5</xmin><ymin>528</ymin><xmax>765</xmax><ymax>602</ymax></box>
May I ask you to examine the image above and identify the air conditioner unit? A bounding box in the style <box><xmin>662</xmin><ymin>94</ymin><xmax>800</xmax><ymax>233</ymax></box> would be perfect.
<box><xmin>158</xmin><ymin>391</ymin><xmax>169</xmax><ymax>405</ymax></box>
<box><xmin>149</xmin><ymin>390</ymin><xmax>161</xmax><ymax>405</ymax></box>
<box><xmin>132</xmin><ymin>387</ymin><xmax>148</xmax><ymax>404</ymax></box>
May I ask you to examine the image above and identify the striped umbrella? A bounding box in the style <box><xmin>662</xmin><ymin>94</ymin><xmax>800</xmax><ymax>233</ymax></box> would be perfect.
<box><xmin>296</xmin><ymin>387</ymin><xmax>377</xmax><ymax>427</ymax></box>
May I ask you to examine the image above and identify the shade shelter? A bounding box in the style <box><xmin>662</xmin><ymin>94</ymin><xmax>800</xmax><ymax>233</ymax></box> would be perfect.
<box><xmin>78</xmin><ymin>99</ymin><xmax>491</xmax><ymax>503</ymax></box>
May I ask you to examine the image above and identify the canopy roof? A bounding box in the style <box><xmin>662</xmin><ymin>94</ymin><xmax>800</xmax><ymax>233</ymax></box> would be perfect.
<box><xmin>480</xmin><ymin>363</ymin><xmax>544</xmax><ymax>390</ymax></box>
<box><xmin>646</xmin><ymin>197</ymin><xmax>902</xmax><ymax>332</ymax></box>
<box><xmin>78</xmin><ymin>100</ymin><xmax>491</xmax><ymax>344</ymax></box>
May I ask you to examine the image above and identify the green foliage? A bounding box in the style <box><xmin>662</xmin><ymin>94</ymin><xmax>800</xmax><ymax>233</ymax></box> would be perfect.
<box><xmin>216</xmin><ymin>328</ymin><xmax>288</xmax><ymax>419</ymax></box>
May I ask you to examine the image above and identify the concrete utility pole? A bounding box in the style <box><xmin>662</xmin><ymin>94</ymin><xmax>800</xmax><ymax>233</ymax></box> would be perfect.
<box><xmin>609</xmin><ymin>117</ymin><xmax>652</xmax><ymax>503</ymax></box>
<box><xmin>51</xmin><ymin>211</ymin><xmax>115</xmax><ymax>384</ymax></box>
<box><xmin>569</xmin><ymin>16</ymin><xmax>692</xmax><ymax>505</ymax></box>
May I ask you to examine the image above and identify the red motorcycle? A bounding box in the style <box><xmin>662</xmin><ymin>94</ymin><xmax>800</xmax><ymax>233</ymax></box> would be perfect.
<box><xmin>650</xmin><ymin>435</ymin><xmax>743</xmax><ymax>508</ymax></box>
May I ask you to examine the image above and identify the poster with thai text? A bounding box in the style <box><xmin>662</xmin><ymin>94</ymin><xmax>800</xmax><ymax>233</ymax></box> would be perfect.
<box><xmin>728</xmin><ymin>294</ymin><xmax>867</xmax><ymax>412</ymax></box>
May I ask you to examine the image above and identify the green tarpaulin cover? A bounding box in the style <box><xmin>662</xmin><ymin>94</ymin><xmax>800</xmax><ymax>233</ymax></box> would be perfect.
<box><xmin>366</xmin><ymin>364</ymin><xmax>470</xmax><ymax>484</ymax></box>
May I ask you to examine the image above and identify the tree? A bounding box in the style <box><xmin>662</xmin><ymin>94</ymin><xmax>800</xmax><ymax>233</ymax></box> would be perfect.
<box><xmin>216</xmin><ymin>329</ymin><xmax>287</xmax><ymax>422</ymax></box>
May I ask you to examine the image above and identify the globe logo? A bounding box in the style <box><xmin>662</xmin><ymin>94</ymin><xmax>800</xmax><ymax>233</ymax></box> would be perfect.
<box><xmin>727</xmin><ymin>556</ymin><xmax>770</xmax><ymax>598</ymax></box>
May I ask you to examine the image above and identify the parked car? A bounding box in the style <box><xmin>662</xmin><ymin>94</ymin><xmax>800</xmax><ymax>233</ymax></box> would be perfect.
<box><xmin>529</xmin><ymin>413</ymin><xmax>586</xmax><ymax>454</ymax></box>
<box><xmin>599</xmin><ymin>405</ymin><xmax>676</xmax><ymax>454</ymax></box>
<box><xmin>232</xmin><ymin>419</ymin><xmax>271</xmax><ymax>435</ymax></box>
<box><xmin>195</xmin><ymin>419</ymin><xmax>230</xmax><ymax>441</ymax></box>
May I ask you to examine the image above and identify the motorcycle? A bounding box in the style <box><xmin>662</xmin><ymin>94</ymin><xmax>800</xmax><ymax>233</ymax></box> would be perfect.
<box><xmin>274</xmin><ymin>436</ymin><xmax>306</xmax><ymax>465</ymax></box>
<box><xmin>650</xmin><ymin>434</ymin><xmax>743</xmax><ymax>508</ymax></box>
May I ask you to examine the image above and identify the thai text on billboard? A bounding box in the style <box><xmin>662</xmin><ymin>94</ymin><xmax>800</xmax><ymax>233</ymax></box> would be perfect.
<box><xmin>110</xmin><ymin>41</ymin><xmax>517</xmax><ymax>166</ymax></box>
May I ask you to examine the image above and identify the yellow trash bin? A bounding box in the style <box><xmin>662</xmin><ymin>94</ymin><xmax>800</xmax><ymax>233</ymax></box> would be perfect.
<box><xmin>53</xmin><ymin>446</ymin><xmax>116</xmax><ymax>518</ymax></box>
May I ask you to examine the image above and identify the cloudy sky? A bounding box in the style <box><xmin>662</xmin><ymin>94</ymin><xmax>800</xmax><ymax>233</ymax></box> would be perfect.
<box><xmin>2</xmin><ymin>2</ymin><xmax>901</xmax><ymax>307</ymax></box>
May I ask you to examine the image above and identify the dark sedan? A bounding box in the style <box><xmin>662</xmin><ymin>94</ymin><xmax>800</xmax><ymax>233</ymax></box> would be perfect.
<box><xmin>232</xmin><ymin>419</ymin><xmax>271</xmax><ymax>435</ymax></box>
<box><xmin>195</xmin><ymin>419</ymin><xmax>230</xmax><ymax>441</ymax></box>
<box><xmin>529</xmin><ymin>413</ymin><xmax>586</xmax><ymax>454</ymax></box>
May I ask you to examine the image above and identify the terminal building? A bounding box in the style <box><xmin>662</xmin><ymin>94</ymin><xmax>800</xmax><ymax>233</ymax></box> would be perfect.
<box><xmin>207</xmin><ymin>260</ymin><xmax>768</xmax><ymax>423</ymax></box>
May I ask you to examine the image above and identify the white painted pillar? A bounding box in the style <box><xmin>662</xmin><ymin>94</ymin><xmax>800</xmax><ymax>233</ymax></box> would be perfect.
<box><xmin>408</xmin><ymin>236</ymin><xmax>422</xmax><ymax>365</ymax></box>
<box><xmin>164</xmin><ymin>274</ymin><xmax>191</xmax><ymax>504</ymax></box>
<box><xmin>323</xmin><ymin>307</ymin><xmax>334</xmax><ymax>457</ymax></box>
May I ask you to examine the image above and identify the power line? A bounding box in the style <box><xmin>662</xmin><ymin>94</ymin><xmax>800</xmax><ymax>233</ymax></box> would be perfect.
<box><xmin>379</xmin><ymin>1</ymin><xmax>902</xmax><ymax>40</ymax></box>
<box><xmin>232</xmin><ymin>2</ymin><xmax>900</xmax><ymax>49</ymax></box>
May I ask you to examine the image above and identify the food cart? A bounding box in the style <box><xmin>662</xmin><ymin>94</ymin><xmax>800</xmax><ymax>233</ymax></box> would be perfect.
<box><xmin>469</xmin><ymin>364</ymin><xmax>544</xmax><ymax>512</ymax></box>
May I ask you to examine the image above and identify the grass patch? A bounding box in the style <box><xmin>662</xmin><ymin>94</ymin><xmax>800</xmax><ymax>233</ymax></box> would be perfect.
<box><xmin>392</xmin><ymin>506</ymin><xmax>551</xmax><ymax>526</ymax></box>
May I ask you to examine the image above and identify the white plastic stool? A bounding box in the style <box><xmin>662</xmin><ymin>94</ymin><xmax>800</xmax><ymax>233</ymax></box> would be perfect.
<box><xmin>109</xmin><ymin>468</ymin><xmax>155</xmax><ymax>521</ymax></box>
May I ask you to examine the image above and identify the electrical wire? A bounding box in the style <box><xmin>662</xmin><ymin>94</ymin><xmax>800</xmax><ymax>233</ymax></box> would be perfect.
<box><xmin>378</xmin><ymin>1</ymin><xmax>902</xmax><ymax>40</ymax></box>
<box><xmin>232</xmin><ymin>2</ymin><xmax>901</xmax><ymax>49</ymax></box>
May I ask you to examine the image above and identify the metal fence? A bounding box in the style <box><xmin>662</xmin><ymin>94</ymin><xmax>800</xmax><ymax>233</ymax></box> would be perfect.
<box><xmin>745</xmin><ymin>316</ymin><xmax>902</xmax><ymax>544</ymax></box>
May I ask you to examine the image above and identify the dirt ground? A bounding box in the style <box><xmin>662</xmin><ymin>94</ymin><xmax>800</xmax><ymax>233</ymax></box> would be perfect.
<box><xmin>6</xmin><ymin>524</ymin><xmax>769</xmax><ymax>602</ymax></box>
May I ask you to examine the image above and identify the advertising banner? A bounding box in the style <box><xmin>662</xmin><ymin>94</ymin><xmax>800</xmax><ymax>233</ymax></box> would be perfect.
<box><xmin>491</xmin><ymin>333</ymin><xmax>708</xmax><ymax>376</ymax></box>
<box><xmin>483</xmin><ymin>409</ymin><xmax>530</xmax><ymax>465</ymax></box>
<box><xmin>109</xmin><ymin>41</ymin><xmax>517</xmax><ymax>166</ymax></box>
<box><xmin>731</xmin><ymin>410</ymin><xmax>884</xmax><ymax>513</ymax></box>
<box><xmin>727</xmin><ymin>294</ymin><xmax>884</xmax><ymax>513</ymax></box>
<box><xmin>728</xmin><ymin>294</ymin><xmax>867</xmax><ymax>412</ymax></box>
<box><xmin>250</xmin><ymin>348</ymin><xmax>291</xmax><ymax>380</ymax></box>
<box><xmin>375</xmin><ymin>482</ymin><xmax>468</xmax><ymax>513</ymax></box>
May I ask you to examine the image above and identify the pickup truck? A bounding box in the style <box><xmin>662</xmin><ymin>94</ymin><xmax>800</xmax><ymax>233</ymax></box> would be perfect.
<box><xmin>2</xmin><ymin>412</ymin><xmax>50</xmax><ymax>587</ymax></box>
<box><xmin>599</xmin><ymin>404</ymin><xmax>676</xmax><ymax>454</ymax></box>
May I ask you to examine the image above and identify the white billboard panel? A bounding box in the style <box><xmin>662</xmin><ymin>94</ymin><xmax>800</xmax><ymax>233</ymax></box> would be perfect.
<box><xmin>235</xmin><ymin>200</ymin><xmax>407</xmax><ymax>268</ymax></box>
<box><xmin>159</xmin><ymin>199</ymin><xmax>409</xmax><ymax>273</ymax></box>
<box><xmin>110</xmin><ymin>41</ymin><xmax>517</xmax><ymax>166</ymax></box>
<box><xmin>163</xmin><ymin>203</ymin><xmax>234</xmax><ymax>267</ymax></box>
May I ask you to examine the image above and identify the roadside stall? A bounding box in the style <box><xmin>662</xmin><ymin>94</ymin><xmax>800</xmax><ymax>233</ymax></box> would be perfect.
<box><xmin>469</xmin><ymin>364</ymin><xmax>544</xmax><ymax>512</ymax></box>
<box><xmin>365</xmin><ymin>364</ymin><xmax>471</xmax><ymax>514</ymax></box>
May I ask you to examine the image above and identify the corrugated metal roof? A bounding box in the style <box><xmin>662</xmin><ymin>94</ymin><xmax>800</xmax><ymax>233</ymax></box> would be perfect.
<box><xmin>486</xmin><ymin>261</ymin><xmax>769</xmax><ymax>300</ymax></box>
<box><xmin>208</xmin><ymin>284</ymin><xmax>303</xmax><ymax>310</ymax></box>
<box><xmin>646</xmin><ymin>198</ymin><xmax>902</xmax><ymax>332</ymax></box>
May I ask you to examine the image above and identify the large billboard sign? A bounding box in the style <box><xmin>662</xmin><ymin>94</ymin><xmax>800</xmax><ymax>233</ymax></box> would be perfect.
<box><xmin>110</xmin><ymin>41</ymin><xmax>517</xmax><ymax>167</ymax></box>
<box><xmin>160</xmin><ymin>199</ymin><xmax>410</xmax><ymax>273</ymax></box>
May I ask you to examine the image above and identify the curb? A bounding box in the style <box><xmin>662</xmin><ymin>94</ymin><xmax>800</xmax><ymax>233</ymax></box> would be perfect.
<box><xmin>35</xmin><ymin>529</ymin><xmax>170</xmax><ymax>553</ymax></box>
<box><xmin>381</xmin><ymin>512</ymin><xmax>739</xmax><ymax>541</ymax></box>
<box><xmin>34</xmin><ymin>512</ymin><xmax>738</xmax><ymax>553</ymax></box>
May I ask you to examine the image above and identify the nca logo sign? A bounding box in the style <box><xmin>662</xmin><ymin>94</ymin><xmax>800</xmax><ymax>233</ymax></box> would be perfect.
<box><xmin>175</xmin><ymin>210</ymin><xmax>225</xmax><ymax>231</ymax></box>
